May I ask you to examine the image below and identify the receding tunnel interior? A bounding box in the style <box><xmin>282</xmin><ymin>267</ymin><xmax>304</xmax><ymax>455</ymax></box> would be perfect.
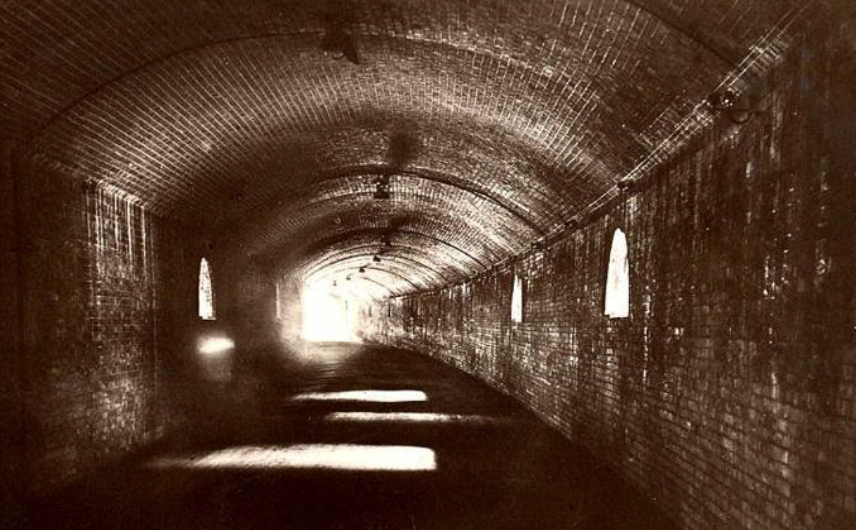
<box><xmin>302</xmin><ymin>281</ymin><xmax>362</xmax><ymax>342</ymax></box>
<box><xmin>2</xmin><ymin>1</ymin><xmax>856</xmax><ymax>529</ymax></box>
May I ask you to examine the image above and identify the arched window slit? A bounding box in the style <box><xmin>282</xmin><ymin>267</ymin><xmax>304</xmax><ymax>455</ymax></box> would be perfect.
<box><xmin>199</xmin><ymin>258</ymin><xmax>216</xmax><ymax>320</ymax></box>
<box><xmin>605</xmin><ymin>229</ymin><xmax>630</xmax><ymax>319</ymax></box>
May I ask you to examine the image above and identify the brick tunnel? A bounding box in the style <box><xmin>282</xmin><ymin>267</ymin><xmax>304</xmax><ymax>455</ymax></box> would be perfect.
<box><xmin>2</xmin><ymin>1</ymin><xmax>856</xmax><ymax>529</ymax></box>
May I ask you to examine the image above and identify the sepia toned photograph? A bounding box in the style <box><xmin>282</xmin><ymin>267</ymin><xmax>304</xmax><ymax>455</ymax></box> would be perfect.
<box><xmin>1</xmin><ymin>1</ymin><xmax>855</xmax><ymax>528</ymax></box>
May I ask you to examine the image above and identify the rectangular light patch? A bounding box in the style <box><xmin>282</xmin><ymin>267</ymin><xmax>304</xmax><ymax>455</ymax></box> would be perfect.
<box><xmin>325</xmin><ymin>412</ymin><xmax>505</xmax><ymax>425</ymax></box>
<box><xmin>289</xmin><ymin>390</ymin><xmax>428</xmax><ymax>403</ymax></box>
<box><xmin>147</xmin><ymin>444</ymin><xmax>436</xmax><ymax>472</ymax></box>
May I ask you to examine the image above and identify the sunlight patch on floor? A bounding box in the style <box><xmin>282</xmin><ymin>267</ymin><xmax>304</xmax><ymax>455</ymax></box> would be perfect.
<box><xmin>289</xmin><ymin>390</ymin><xmax>428</xmax><ymax>403</ymax></box>
<box><xmin>146</xmin><ymin>444</ymin><xmax>437</xmax><ymax>472</ymax></box>
<box><xmin>324</xmin><ymin>412</ymin><xmax>509</xmax><ymax>425</ymax></box>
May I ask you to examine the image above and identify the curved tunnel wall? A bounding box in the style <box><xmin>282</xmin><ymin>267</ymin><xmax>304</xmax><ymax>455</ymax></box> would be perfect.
<box><xmin>2</xmin><ymin>0</ymin><xmax>816</xmax><ymax>299</ymax></box>
<box><xmin>0</xmin><ymin>146</ymin><xmax>278</xmax><ymax>513</ymax></box>
<box><xmin>362</xmin><ymin>21</ymin><xmax>856</xmax><ymax>530</ymax></box>
<box><xmin>0</xmin><ymin>1</ymin><xmax>853</xmax><ymax>528</ymax></box>
<box><xmin>0</xmin><ymin>152</ymin><xmax>203</xmax><ymax>501</ymax></box>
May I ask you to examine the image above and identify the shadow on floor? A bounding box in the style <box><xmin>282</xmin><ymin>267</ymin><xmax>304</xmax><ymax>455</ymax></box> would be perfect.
<box><xmin>29</xmin><ymin>342</ymin><xmax>678</xmax><ymax>530</ymax></box>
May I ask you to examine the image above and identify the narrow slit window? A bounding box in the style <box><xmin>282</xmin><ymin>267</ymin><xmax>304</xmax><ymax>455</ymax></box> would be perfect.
<box><xmin>511</xmin><ymin>274</ymin><xmax>524</xmax><ymax>323</ymax></box>
<box><xmin>199</xmin><ymin>258</ymin><xmax>215</xmax><ymax>320</ymax></box>
<box><xmin>605</xmin><ymin>229</ymin><xmax>630</xmax><ymax>318</ymax></box>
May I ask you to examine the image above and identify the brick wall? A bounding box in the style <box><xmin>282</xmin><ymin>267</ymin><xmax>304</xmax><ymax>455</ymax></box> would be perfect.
<box><xmin>1</xmin><ymin>143</ymin><xmax>25</xmax><ymax>524</ymax></box>
<box><xmin>274</xmin><ymin>278</ymin><xmax>304</xmax><ymax>352</ymax></box>
<box><xmin>208</xmin><ymin>255</ymin><xmax>277</xmax><ymax>351</ymax></box>
<box><xmin>8</xmin><ymin>151</ymin><xmax>199</xmax><ymax>497</ymax></box>
<box><xmin>363</xmin><ymin>22</ymin><xmax>856</xmax><ymax>530</ymax></box>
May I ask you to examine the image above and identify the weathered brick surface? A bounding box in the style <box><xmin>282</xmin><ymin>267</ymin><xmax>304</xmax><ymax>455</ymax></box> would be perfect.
<box><xmin>216</xmin><ymin>256</ymin><xmax>281</xmax><ymax>351</ymax></box>
<box><xmin>274</xmin><ymin>278</ymin><xmax>304</xmax><ymax>352</ymax></box>
<box><xmin>0</xmin><ymin>143</ymin><xmax>25</xmax><ymax>525</ymax></box>
<box><xmin>0</xmin><ymin>0</ymin><xmax>814</xmax><ymax>295</ymax></box>
<box><xmin>0</xmin><ymin>2</ymin><xmax>853</xmax><ymax>527</ymax></box>
<box><xmin>363</xmin><ymin>23</ymin><xmax>856</xmax><ymax>530</ymax></box>
<box><xmin>11</xmin><ymin>153</ymin><xmax>199</xmax><ymax>496</ymax></box>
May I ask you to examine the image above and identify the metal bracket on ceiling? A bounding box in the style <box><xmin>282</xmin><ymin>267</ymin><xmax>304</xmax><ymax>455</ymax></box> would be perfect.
<box><xmin>617</xmin><ymin>179</ymin><xmax>638</xmax><ymax>193</ymax></box>
<box><xmin>321</xmin><ymin>12</ymin><xmax>360</xmax><ymax>65</ymax></box>
<box><xmin>704</xmin><ymin>88</ymin><xmax>758</xmax><ymax>125</ymax></box>
<box><xmin>373</xmin><ymin>175</ymin><xmax>391</xmax><ymax>200</ymax></box>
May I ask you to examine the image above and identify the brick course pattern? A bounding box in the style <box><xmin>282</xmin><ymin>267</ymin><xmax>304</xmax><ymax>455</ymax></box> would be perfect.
<box><xmin>0</xmin><ymin>0</ymin><xmax>813</xmax><ymax>296</ymax></box>
<box><xmin>9</xmin><ymin>154</ymin><xmax>199</xmax><ymax>496</ymax></box>
<box><xmin>0</xmin><ymin>1</ymin><xmax>854</xmax><ymax>527</ymax></box>
<box><xmin>363</xmin><ymin>23</ymin><xmax>856</xmax><ymax>530</ymax></box>
<box><xmin>1</xmin><ymin>143</ymin><xmax>25</xmax><ymax>524</ymax></box>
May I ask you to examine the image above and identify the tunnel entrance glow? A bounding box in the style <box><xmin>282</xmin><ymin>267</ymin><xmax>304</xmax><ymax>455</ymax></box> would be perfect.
<box><xmin>302</xmin><ymin>284</ymin><xmax>359</xmax><ymax>342</ymax></box>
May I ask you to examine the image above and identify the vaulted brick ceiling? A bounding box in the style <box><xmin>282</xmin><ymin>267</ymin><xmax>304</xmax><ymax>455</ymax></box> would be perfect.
<box><xmin>0</xmin><ymin>0</ymin><xmax>812</xmax><ymax>296</ymax></box>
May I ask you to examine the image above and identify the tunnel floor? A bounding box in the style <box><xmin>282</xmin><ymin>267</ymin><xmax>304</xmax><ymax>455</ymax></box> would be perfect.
<box><xmin>32</xmin><ymin>343</ymin><xmax>676</xmax><ymax>530</ymax></box>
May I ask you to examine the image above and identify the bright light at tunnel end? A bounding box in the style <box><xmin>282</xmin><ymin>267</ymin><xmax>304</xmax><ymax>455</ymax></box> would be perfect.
<box><xmin>301</xmin><ymin>282</ymin><xmax>365</xmax><ymax>342</ymax></box>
